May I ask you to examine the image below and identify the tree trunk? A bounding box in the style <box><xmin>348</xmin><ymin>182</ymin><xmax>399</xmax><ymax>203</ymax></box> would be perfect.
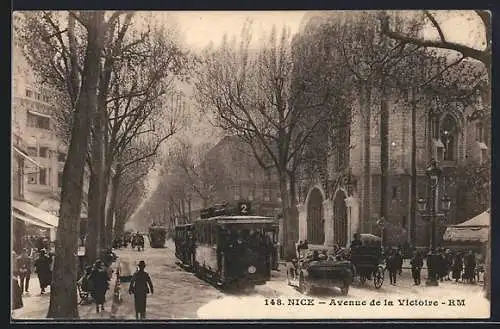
<box><xmin>105</xmin><ymin>164</ymin><xmax>122</xmax><ymax>245</ymax></box>
<box><xmin>361</xmin><ymin>83</ymin><xmax>372</xmax><ymax>233</ymax></box>
<box><xmin>380</xmin><ymin>83</ymin><xmax>389</xmax><ymax>245</ymax></box>
<box><xmin>99</xmin><ymin>172</ymin><xmax>111</xmax><ymax>250</ymax></box>
<box><xmin>86</xmin><ymin>80</ymin><xmax>107</xmax><ymax>260</ymax></box>
<box><xmin>410</xmin><ymin>87</ymin><xmax>417</xmax><ymax>246</ymax></box>
<box><xmin>47</xmin><ymin>11</ymin><xmax>104</xmax><ymax>319</ymax></box>
<box><xmin>85</xmin><ymin>171</ymin><xmax>100</xmax><ymax>264</ymax></box>
<box><xmin>279</xmin><ymin>171</ymin><xmax>297</xmax><ymax>260</ymax></box>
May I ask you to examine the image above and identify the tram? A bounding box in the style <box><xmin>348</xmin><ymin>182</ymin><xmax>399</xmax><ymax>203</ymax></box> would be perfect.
<box><xmin>175</xmin><ymin>200</ymin><xmax>279</xmax><ymax>289</ymax></box>
<box><xmin>148</xmin><ymin>225</ymin><xmax>167</xmax><ymax>248</ymax></box>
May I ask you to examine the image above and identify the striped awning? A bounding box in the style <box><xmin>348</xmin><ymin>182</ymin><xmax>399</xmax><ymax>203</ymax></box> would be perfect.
<box><xmin>13</xmin><ymin>211</ymin><xmax>53</xmax><ymax>229</ymax></box>
<box><xmin>12</xmin><ymin>200</ymin><xmax>58</xmax><ymax>227</ymax></box>
<box><xmin>13</xmin><ymin>146</ymin><xmax>43</xmax><ymax>168</ymax></box>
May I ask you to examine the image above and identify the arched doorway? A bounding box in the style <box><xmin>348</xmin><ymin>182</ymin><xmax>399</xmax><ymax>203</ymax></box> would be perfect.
<box><xmin>333</xmin><ymin>190</ymin><xmax>348</xmax><ymax>247</ymax></box>
<box><xmin>307</xmin><ymin>188</ymin><xmax>324</xmax><ymax>245</ymax></box>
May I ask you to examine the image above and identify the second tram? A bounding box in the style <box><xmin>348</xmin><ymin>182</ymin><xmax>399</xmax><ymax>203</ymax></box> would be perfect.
<box><xmin>175</xmin><ymin>201</ymin><xmax>278</xmax><ymax>289</ymax></box>
<box><xmin>148</xmin><ymin>225</ymin><xmax>167</xmax><ymax>248</ymax></box>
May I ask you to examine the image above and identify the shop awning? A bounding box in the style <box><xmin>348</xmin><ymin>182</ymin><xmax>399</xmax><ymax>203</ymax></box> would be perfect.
<box><xmin>13</xmin><ymin>211</ymin><xmax>53</xmax><ymax>229</ymax></box>
<box><xmin>443</xmin><ymin>210</ymin><xmax>490</xmax><ymax>243</ymax></box>
<box><xmin>13</xmin><ymin>146</ymin><xmax>43</xmax><ymax>168</ymax></box>
<box><xmin>12</xmin><ymin>200</ymin><xmax>58</xmax><ymax>227</ymax></box>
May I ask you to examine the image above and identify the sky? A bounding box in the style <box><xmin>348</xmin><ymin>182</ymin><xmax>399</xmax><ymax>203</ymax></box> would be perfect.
<box><xmin>162</xmin><ymin>10</ymin><xmax>485</xmax><ymax>51</ymax></box>
<box><xmin>168</xmin><ymin>11</ymin><xmax>308</xmax><ymax>50</ymax></box>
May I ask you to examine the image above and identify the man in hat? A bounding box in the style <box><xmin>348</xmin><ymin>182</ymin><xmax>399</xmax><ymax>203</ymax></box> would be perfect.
<box><xmin>89</xmin><ymin>260</ymin><xmax>110</xmax><ymax>313</ymax></box>
<box><xmin>34</xmin><ymin>249</ymin><xmax>52</xmax><ymax>295</ymax></box>
<box><xmin>17</xmin><ymin>249</ymin><xmax>33</xmax><ymax>294</ymax></box>
<box><xmin>129</xmin><ymin>260</ymin><xmax>154</xmax><ymax>319</ymax></box>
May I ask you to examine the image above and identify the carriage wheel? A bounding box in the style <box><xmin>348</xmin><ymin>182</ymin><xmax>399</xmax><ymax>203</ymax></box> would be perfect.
<box><xmin>374</xmin><ymin>266</ymin><xmax>384</xmax><ymax>289</ymax></box>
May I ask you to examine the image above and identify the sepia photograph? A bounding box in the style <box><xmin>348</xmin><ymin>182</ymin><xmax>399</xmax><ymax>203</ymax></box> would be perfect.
<box><xmin>11</xmin><ymin>10</ymin><xmax>491</xmax><ymax>321</ymax></box>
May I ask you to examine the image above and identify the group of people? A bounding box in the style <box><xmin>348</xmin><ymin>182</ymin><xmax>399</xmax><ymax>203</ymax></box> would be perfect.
<box><xmin>20</xmin><ymin>235</ymin><xmax>50</xmax><ymax>253</ymax></box>
<box><xmin>425</xmin><ymin>248</ymin><xmax>479</xmax><ymax>283</ymax></box>
<box><xmin>111</xmin><ymin>232</ymin><xmax>145</xmax><ymax>252</ymax></box>
<box><xmin>78</xmin><ymin>259</ymin><xmax>111</xmax><ymax>312</ymax></box>
<box><xmin>324</xmin><ymin>233</ymin><xmax>483</xmax><ymax>287</ymax></box>
<box><xmin>12</xmin><ymin>247</ymin><xmax>54</xmax><ymax>313</ymax></box>
<box><xmin>14</xmin><ymin>248</ymin><xmax>54</xmax><ymax>295</ymax></box>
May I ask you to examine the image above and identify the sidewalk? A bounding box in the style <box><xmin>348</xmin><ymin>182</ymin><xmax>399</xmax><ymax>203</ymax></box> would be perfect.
<box><xmin>12</xmin><ymin>261</ymin><xmax>120</xmax><ymax>320</ymax></box>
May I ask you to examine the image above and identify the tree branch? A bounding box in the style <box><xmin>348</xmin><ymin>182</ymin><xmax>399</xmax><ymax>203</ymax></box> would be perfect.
<box><xmin>381</xmin><ymin>14</ymin><xmax>490</xmax><ymax>66</ymax></box>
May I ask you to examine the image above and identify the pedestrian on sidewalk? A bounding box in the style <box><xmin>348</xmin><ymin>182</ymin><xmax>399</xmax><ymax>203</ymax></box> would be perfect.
<box><xmin>90</xmin><ymin>260</ymin><xmax>110</xmax><ymax>313</ymax></box>
<box><xmin>12</xmin><ymin>276</ymin><xmax>23</xmax><ymax>311</ymax></box>
<box><xmin>410</xmin><ymin>251</ymin><xmax>423</xmax><ymax>285</ymax></box>
<box><xmin>129</xmin><ymin>260</ymin><xmax>154</xmax><ymax>319</ymax></box>
<box><xmin>452</xmin><ymin>252</ymin><xmax>463</xmax><ymax>282</ymax></box>
<box><xmin>17</xmin><ymin>249</ymin><xmax>32</xmax><ymax>294</ymax></box>
<box><xmin>34</xmin><ymin>249</ymin><xmax>52</xmax><ymax>295</ymax></box>
<box><xmin>386</xmin><ymin>248</ymin><xmax>401</xmax><ymax>285</ymax></box>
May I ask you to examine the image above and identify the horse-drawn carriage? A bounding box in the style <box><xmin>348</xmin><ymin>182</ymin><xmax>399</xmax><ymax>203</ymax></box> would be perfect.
<box><xmin>348</xmin><ymin>234</ymin><xmax>385</xmax><ymax>289</ymax></box>
<box><xmin>287</xmin><ymin>243</ymin><xmax>353</xmax><ymax>295</ymax></box>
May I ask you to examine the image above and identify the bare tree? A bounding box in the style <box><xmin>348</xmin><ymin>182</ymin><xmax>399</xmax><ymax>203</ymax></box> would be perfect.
<box><xmin>382</xmin><ymin>10</ymin><xmax>491</xmax><ymax>71</ymax></box>
<box><xmin>195</xmin><ymin>22</ymin><xmax>350</xmax><ymax>258</ymax></box>
<box><xmin>113</xmin><ymin>155</ymin><xmax>149</xmax><ymax>237</ymax></box>
<box><xmin>86</xmin><ymin>17</ymin><xmax>189</xmax><ymax>256</ymax></box>
<box><xmin>171</xmin><ymin>139</ymin><xmax>234</xmax><ymax>208</ymax></box>
<box><xmin>18</xmin><ymin>10</ymin><xmax>110</xmax><ymax>319</ymax></box>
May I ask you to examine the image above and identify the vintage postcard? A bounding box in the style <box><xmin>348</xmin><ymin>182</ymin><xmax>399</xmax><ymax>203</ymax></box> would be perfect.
<box><xmin>11</xmin><ymin>10</ymin><xmax>491</xmax><ymax>321</ymax></box>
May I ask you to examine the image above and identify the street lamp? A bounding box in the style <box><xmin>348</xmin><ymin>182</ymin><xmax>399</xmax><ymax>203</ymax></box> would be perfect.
<box><xmin>417</xmin><ymin>159</ymin><xmax>451</xmax><ymax>286</ymax></box>
<box><xmin>377</xmin><ymin>217</ymin><xmax>385</xmax><ymax>250</ymax></box>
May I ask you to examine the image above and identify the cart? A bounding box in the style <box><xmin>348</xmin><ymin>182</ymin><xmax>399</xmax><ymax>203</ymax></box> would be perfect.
<box><xmin>349</xmin><ymin>234</ymin><xmax>385</xmax><ymax>289</ymax></box>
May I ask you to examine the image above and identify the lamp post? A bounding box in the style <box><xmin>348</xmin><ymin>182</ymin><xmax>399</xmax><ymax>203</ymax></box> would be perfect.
<box><xmin>377</xmin><ymin>217</ymin><xmax>385</xmax><ymax>250</ymax></box>
<box><xmin>416</xmin><ymin>159</ymin><xmax>452</xmax><ymax>286</ymax></box>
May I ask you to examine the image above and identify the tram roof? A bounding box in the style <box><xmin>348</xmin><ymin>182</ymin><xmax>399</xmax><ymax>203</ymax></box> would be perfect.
<box><xmin>192</xmin><ymin>215</ymin><xmax>277</xmax><ymax>225</ymax></box>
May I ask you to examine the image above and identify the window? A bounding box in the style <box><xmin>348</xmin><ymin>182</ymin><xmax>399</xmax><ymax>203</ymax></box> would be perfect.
<box><xmin>43</xmin><ymin>94</ymin><xmax>51</xmax><ymax>103</ymax></box>
<box><xmin>27</xmin><ymin>112</ymin><xmax>50</xmax><ymax>130</ymax></box>
<box><xmin>39</xmin><ymin>168</ymin><xmax>47</xmax><ymax>185</ymax></box>
<box><xmin>232</xmin><ymin>185</ymin><xmax>240</xmax><ymax>200</ymax></box>
<box><xmin>39</xmin><ymin>147</ymin><xmax>48</xmax><ymax>158</ymax></box>
<box><xmin>263</xmin><ymin>188</ymin><xmax>271</xmax><ymax>202</ymax></box>
<box><xmin>402</xmin><ymin>215</ymin><xmax>407</xmax><ymax>229</ymax></box>
<box><xmin>392</xmin><ymin>186</ymin><xmax>397</xmax><ymax>200</ymax></box>
<box><xmin>248</xmin><ymin>188</ymin><xmax>255</xmax><ymax>201</ymax></box>
<box><xmin>25</xmin><ymin>89</ymin><xmax>33</xmax><ymax>98</ymax></box>
<box><xmin>476</xmin><ymin>122</ymin><xmax>484</xmax><ymax>142</ymax></box>
<box><xmin>57</xmin><ymin>152</ymin><xmax>66</xmax><ymax>162</ymax></box>
<box><xmin>27</xmin><ymin>147</ymin><xmax>37</xmax><ymax>157</ymax></box>
<box><xmin>441</xmin><ymin>114</ymin><xmax>458</xmax><ymax>161</ymax></box>
<box><xmin>437</xmin><ymin>147</ymin><xmax>444</xmax><ymax>162</ymax></box>
<box><xmin>35</xmin><ymin>92</ymin><xmax>42</xmax><ymax>100</ymax></box>
<box><xmin>28</xmin><ymin>172</ymin><xmax>37</xmax><ymax>184</ymax></box>
<box><xmin>58</xmin><ymin>172</ymin><xmax>63</xmax><ymax>187</ymax></box>
<box><xmin>481</xmin><ymin>149</ymin><xmax>488</xmax><ymax>164</ymax></box>
<box><xmin>432</xmin><ymin>117</ymin><xmax>440</xmax><ymax>139</ymax></box>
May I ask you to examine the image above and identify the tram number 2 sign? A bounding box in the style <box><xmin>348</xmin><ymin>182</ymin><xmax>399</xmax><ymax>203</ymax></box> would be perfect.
<box><xmin>239</xmin><ymin>202</ymin><xmax>249</xmax><ymax>215</ymax></box>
